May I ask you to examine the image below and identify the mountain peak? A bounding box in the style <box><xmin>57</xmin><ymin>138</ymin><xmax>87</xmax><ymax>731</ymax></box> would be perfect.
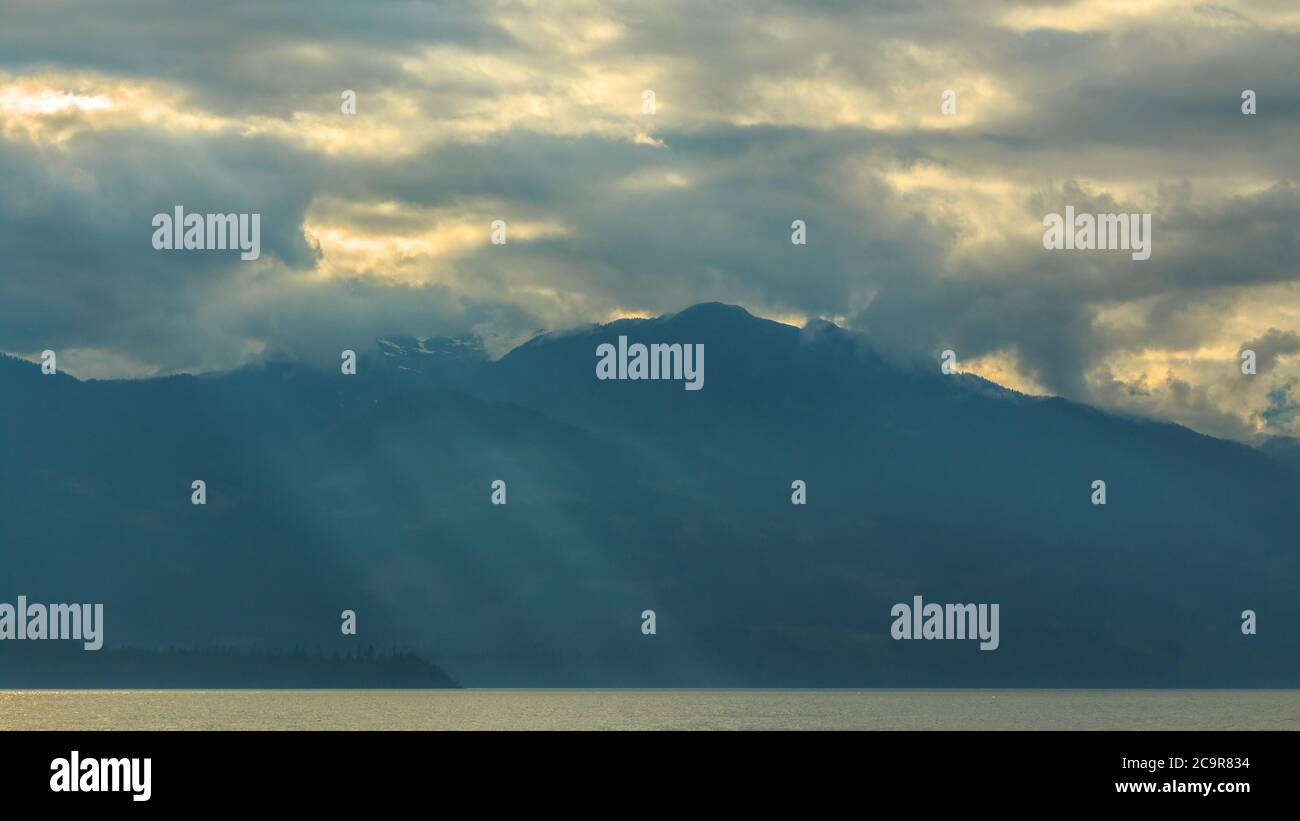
<box><xmin>376</xmin><ymin>334</ymin><xmax>487</xmax><ymax>362</ymax></box>
<box><xmin>668</xmin><ymin>302</ymin><xmax>755</xmax><ymax>321</ymax></box>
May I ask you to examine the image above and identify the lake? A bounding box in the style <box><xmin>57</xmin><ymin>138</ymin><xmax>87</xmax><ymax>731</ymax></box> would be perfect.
<box><xmin>2</xmin><ymin>689</ymin><xmax>1298</xmax><ymax>730</ymax></box>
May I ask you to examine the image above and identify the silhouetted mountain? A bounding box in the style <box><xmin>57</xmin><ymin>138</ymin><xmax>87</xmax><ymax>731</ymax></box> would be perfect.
<box><xmin>373</xmin><ymin>333</ymin><xmax>488</xmax><ymax>389</ymax></box>
<box><xmin>0</xmin><ymin>643</ymin><xmax>458</xmax><ymax>688</ymax></box>
<box><xmin>1260</xmin><ymin>435</ymin><xmax>1300</xmax><ymax>474</ymax></box>
<box><xmin>2</xmin><ymin>304</ymin><xmax>1298</xmax><ymax>686</ymax></box>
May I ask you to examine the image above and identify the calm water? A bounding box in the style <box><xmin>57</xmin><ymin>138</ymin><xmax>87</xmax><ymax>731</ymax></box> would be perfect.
<box><xmin>2</xmin><ymin>690</ymin><xmax>1298</xmax><ymax>730</ymax></box>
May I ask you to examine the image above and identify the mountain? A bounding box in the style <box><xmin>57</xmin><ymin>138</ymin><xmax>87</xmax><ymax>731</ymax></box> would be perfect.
<box><xmin>1260</xmin><ymin>436</ymin><xmax>1300</xmax><ymax>475</ymax></box>
<box><xmin>373</xmin><ymin>333</ymin><xmax>488</xmax><ymax>389</ymax></box>
<box><xmin>0</xmin><ymin>643</ymin><xmax>459</xmax><ymax>689</ymax></box>
<box><xmin>2</xmin><ymin>303</ymin><xmax>1298</xmax><ymax>686</ymax></box>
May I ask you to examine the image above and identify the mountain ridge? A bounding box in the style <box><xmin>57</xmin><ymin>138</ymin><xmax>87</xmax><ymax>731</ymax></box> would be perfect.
<box><xmin>2</xmin><ymin>303</ymin><xmax>1297</xmax><ymax>686</ymax></box>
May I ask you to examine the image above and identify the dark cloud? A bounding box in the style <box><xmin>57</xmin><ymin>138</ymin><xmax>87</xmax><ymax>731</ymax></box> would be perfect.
<box><xmin>1260</xmin><ymin>382</ymin><xmax>1300</xmax><ymax>431</ymax></box>
<box><xmin>1242</xmin><ymin>328</ymin><xmax>1300</xmax><ymax>374</ymax></box>
<box><xmin>0</xmin><ymin>0</ymin><xmax>1297</xmax><ymax>441</ymax></box>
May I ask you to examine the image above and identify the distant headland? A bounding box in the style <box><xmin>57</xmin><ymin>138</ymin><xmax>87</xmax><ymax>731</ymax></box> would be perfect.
<box><xmin>0</xmin><ymin>644</ymin><xmax>460</xmax><ymax>689</ymax></box>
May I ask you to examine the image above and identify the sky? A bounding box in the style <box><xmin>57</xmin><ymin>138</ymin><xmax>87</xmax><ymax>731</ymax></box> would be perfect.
<box><xmin>1</xmin><ymin>0</ymin><xmax>1298</xmax><ymax>443</ymax></box>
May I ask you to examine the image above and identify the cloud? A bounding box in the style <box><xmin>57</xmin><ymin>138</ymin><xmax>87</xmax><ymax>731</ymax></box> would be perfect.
<box><xmin>1242</xmin><ymin>328</ymin><xmax>1300</xmax><ymax>374</ymax></box>
<box><xmin>1260</xmin><ymin>383</ymin><xmax>1300</xmax><ymax>432</ymax></box>
<box><xmin>0</xmin><ymin>0</ymin><xmax>1297</xmax><ymax>442</ymax></box>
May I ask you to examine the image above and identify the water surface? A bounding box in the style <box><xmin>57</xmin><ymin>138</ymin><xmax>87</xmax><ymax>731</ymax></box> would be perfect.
<box><xmin>3</xmin><ymin>689</ymin><xmax>1297</xmax><ymax>730</ymax></box>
